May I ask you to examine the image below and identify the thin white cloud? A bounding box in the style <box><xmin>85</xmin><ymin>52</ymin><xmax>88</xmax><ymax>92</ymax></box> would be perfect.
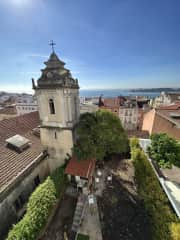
<box><xmin>28</xmin><ymin>54</ymin><xmax>49</xmax><ymax>58</ymax></box>
<box><xmin>1</xmin><ymin>84</ymin><xmax>33</xmax><ymax>94</ymax></box>
<box><xmin>71</xmin><ymin>71</ymin><xmax>80</xmax><ymax>75</ymax></box>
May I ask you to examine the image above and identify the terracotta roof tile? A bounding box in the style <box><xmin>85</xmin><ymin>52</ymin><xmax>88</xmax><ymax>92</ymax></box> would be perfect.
<box><xmin>103</xmin><ymin>98</ymin><xmax>120</xmax><ymax>107</ymax></box>
<box><xmin>157</xmin><ymin>109</ymin><xmax>180</xmax><ymax>126</ymax></box>
<box><xmin>157</xmin><ymin>102</ymin><xmax>180</xmax><ymax>110</ymax></box>
<box><xmin>0</xmin><ymin>111</ymin><xmax>42</xmax><ymax>190</ymax></box>
<box><xmin>0</xmin><ymin>106</ymin><xmax>17</xmax><ymax>115</ymax></box>
<box><xmin>65</xmin><ymin>156</ymin><xmax>95</xmax><ymax>179</ymax></box>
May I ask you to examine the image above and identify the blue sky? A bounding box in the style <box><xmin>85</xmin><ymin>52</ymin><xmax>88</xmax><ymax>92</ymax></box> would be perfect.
<box><xmin>0</xmin><ymin>0</ymin><xmax>179</xmax><ymax>93</ymax></box>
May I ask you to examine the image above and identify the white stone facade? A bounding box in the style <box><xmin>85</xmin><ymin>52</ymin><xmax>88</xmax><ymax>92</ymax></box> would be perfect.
<box><xmin>119</xmin><ymin>107</ymin><xmax>138</xmax><ymax>130</ymax></box>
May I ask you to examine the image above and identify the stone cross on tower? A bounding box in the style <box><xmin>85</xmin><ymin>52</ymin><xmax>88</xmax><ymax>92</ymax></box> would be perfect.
<box><xmin>49</xmin><ymin>40</ymin><xmax>56</xmax><ymax>52</ymax></box>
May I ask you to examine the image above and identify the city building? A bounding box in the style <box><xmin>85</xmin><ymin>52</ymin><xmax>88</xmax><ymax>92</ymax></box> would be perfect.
<box><xmin>119</xmin><ymin>99</ymin><xmax>139</xmax><ymax>130</ymax></box>
<box><xmin>0</xmin><ymin>105</ymin><xmax>17</xmax><ymax>120</ymax></box>
<box><xmin>98</xmin><ymin>96</ymin><xmax>122</xmax><ymax>116</ymax></box>
<box><xmin>0</xmin><ymin>111</ymin><xmax>49</xmax><ymax>238</ymax></box>
<box><xmin>65</xmin><ymin>156</ymin><xmax>95</xmax><ymax>194</ymax></box>
<box><xmin>153</xmin><ymin>92</ymin><xmax>180</xmax><ymax>107</ymax></box>
<box><xmin>16</xmin><ymin>95</ymin><xmax>38</xmax><ymax>116</ymax></box>
<box><xmin>142</xmin><ymin>102</ymin><xmax>180</xmax><ymax>140</ymax></box>
<box><xmin>80</xmin><ymin>104</ymin><xmax>98</xmax><ymax>114</ymax></box>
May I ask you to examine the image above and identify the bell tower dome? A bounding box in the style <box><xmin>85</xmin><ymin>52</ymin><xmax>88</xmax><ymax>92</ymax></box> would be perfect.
<box><xmin>33</xmin><ymin>47</ymin><xmax>80</xmax><ymax>171</ymax></box>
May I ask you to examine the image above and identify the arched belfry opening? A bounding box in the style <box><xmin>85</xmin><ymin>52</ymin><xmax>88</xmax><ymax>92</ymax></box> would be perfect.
<box><xmin>49</xmin><ymin>99</ymin><xmax>55</xmax><ymax>114</ymax></box>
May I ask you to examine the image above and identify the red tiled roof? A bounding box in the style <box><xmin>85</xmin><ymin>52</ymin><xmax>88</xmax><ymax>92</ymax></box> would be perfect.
<box><xmin>157</xmin><ymin>102</ymin><xmax>180</xmax><ymax>110</ymax></box>
<box><xmin>0</xmin><ymin>106</ymin><xmax>17</xmax><ymax>115</ymax></box>
<box><xmin>103</xmin><ymin>98</ymin><xmax>120</xmax><ymax>107</ymax></box>
<box><xmin>65</xmin><ymin>156</ymin><xmax>95</xmax><ymax>179</ymax></box>
<box><xmin>0</xmin><ymin>111</ymin><xmax>40</xmax><ymax>144</ymax></box>
<box><xmin>0</xmin><ymin>111</ymin><xmax>42</xmax><ymax>189</ymax></box>
<box><xmin>157</xmin><ymin>109</ymin><xmax>180</xmax><ymax>126</ymax></box>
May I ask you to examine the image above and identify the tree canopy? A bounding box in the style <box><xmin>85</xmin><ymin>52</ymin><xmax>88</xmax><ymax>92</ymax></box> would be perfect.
<box><xmin>73</xmin><ymin>110</ymin><xmax>129</xmax><ymax>161</ymax></box>
<box><xmin>148</xmin><ymin>133</ymin><xmax>180</xmax><ymax>168</ymax></box>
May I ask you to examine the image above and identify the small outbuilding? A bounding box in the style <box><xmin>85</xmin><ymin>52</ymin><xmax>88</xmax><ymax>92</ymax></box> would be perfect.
<box><xmin>65</xmin><ymin>156</ymin><xmax>95</xmax><ymax>194</ymax></box>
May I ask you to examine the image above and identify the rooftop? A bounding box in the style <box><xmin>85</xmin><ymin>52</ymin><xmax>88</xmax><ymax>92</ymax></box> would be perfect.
<box><xmin>157</xmin><ymin>102</ymin><xmax>180</xmax><ymax>110</ymax></box>
<box><xmin>0</xmin><ymin>105</ymin><xmax>17</xmax><ymax>115</ymax></box>
<box><xmin>0</xmin><ymin>111</ymin><xmax>43</xmax><ymax>190</ymax></box>
<box><xmin>157</xmin><ymin>109</ymin><xmax>180</xmax><ymax>127</ymax></box>
<box><xmin>65</xmin><ymin>156</ymin><xmax>95</xmax><ymax>179</ymax></box>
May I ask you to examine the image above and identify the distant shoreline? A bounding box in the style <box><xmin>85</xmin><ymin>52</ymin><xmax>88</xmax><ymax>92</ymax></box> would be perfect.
<box><xmin>80</xmin><ymin>87</ymin><xmax>180</xmax><ymax>93</ymax></box>
<box><xmin>1</xmin><ymin>88</ymin><xmax>180</xmax><ymax>99</ymax></box>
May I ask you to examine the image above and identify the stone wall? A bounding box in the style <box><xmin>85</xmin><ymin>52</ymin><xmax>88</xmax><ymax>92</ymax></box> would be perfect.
<box><xmin>142</xmin><ymin>109</ymin><xmax>180</xmax><ymax>140</ymax></box>
<box><xmin>152</xmin><ymin>113</ymin><xmax>180</xmax><ymax>140</ymax></box>
<box><xmin>142</xmin><ymin>109</ymin><xmax>155</xmax><ymax>134</ymax></box>
<box><xmin>0</xmin><ymin>156</ymin><xmax>50</xmax><ymax>239</ymax></box>
<box><xmin>40</xmin><ymin>128</ymin><xmax>73</xmax><ymax>171</ymax></box>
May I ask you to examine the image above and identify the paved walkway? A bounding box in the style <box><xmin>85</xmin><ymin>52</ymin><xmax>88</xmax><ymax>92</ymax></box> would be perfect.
<box><xmin>79</xmin><ymin>196</ymin><xmax>102</xmax><ymax>240</ymax></box>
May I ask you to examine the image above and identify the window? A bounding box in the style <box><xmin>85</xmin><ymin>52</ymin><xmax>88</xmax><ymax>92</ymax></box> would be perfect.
<box><xmin>14</xmin><ymin>194</ymin><xmax>26</xmax><ymax>212</ymax></box>
<box><xmin>34</xmin><ymin>175</ymin><xmax>40</xmax><ymax>187</ymax></box>
<box><xmin>14</xmin><ymin>199</ymin><xmax>21</xmax><ymax>212</ymax></box>
<box><xmin>54</xmin><ymin>131</ymin><xmax>57</xmax><ymax>139</ymax></box>
<box><xmin>49</xmin><ymin>99</ymin><xmax>55</xmax><ymax>114</ymax></box>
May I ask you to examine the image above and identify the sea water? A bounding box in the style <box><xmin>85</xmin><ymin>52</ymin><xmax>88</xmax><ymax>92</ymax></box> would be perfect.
<box><xmin>80</xmin><ymin>89</ymin><xmax>160</xmax><ymax>98</ymax></box>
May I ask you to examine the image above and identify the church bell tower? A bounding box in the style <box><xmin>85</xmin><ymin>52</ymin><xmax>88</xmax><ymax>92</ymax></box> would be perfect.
<box><xmin>32</xmin><ymin>44</ymin><xmax>80</xmax><ymax>171</ymax></box>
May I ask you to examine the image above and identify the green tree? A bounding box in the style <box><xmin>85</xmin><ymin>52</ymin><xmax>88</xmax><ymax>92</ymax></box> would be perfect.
<box><xmin>148</xmin><ymin>133</ymin><xmax>180</xmax><ymax>168</ymax></box>
<box><xmin>73</xmin><ymin>110</ymin><xmax>129</xmax><ymax>161</ymax></box>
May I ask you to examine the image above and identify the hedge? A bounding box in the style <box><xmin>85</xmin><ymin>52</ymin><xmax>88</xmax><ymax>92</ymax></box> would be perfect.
<box><xmin>7</xmin><ymin>166</ymin><xmax>66</xmax><ymax>240</ymax></box>
<box><xmin>130</xmin><ymin>138</ymin><xmax>180</xmax><ymax>240</ymax></box>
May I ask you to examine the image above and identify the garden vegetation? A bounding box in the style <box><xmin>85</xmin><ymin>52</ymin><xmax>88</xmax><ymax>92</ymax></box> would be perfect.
<box><xmin>73</xmin><ymin>110</ymin><xmax>129</xmax><ymax>161</ymax></box>
<box><xmin>130</xmin><ymin>138</ymin><xmax>180</xmax><ymax>240</ymax></box>
<box><xmin>7</xmin><ymin>166</ymin><xmax>66</xmax><ymax>240</ymax></box>
<box><xmin>148</xmin><ymin>133</ymin><xmax>180</xmax><ymax>168</ymax></box>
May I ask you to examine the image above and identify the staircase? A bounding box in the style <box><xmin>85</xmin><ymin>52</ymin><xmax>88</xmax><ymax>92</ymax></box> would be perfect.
<box><xmin>71</xmin><ymin>194</ymin><xmax>87</xmax><ymax>232</ymax></box>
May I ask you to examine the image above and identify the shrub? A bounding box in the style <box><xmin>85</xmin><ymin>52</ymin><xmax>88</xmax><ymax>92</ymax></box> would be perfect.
<box><xmin>73</xmin><ymin>110</ymin><xmax>129</xmax><ymax>161</ymax></box>
<box><xmin>7</xmin><ymin>166</ymin><xmax>65</xmax><ymax>240</ymax></box>
<box><xmin>170</xmin><ymin>223</ymin><xmax>180</xmax><ymax>240</ymax></box>
<box><xmin>50</xmin><ymin>165</ymin><xmax>66</xmax><ymax>197</ymax></box>
<box><xmin>130</xmin><ymin>138</ymin><xmax>180</xmax><ymax>240</ymax></box>
<box><xmin>149</xmin><ymin>133</ymin><xmax>180</xmax><ymax>168</ymax></box>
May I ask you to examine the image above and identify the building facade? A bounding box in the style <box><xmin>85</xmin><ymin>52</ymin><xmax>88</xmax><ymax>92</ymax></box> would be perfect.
<box><xmin>0</xmin><ymin>112</ymin><xmax>49</xmax><ymax>239</ymax></box>
<box><xmin>153</xmin><ymin>92</ymin><xmax>180</xmax><ymax>107</ymax></box>
<box><xmin>142</xmin><ymin>104</ymin><xmax>180</xmax><ymax>140</ymax></box>
<box><xmin>16</xmin><ymin>96</ymin><xmax>38</xmax><ymax>116</ymax></box>
<box><xmin>119</xmin><ymin>107</ymin><xmax>139</xmax><ymax>130</ymax></box>
<box><xmin>33</xmin><ymin>51</ymin><xmax>80</xmax><ymax>171</ymax></box>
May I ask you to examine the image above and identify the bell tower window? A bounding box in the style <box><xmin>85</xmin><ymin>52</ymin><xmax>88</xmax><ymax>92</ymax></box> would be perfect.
<box><xmin>49</xmin><ymin>99</ymin><xmax>55</xmax><ymax>114</ymax></box>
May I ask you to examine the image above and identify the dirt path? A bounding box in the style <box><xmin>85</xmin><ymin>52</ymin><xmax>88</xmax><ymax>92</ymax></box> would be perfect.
<box><xmin>41</xmin><ymin>195</ymin><xmax>77</xmax><ymax>240</ymax></box>
<box><xmin>98</xmin><ymin>158</ymin><xmax>152</xmax><ymax>240</ymax></box>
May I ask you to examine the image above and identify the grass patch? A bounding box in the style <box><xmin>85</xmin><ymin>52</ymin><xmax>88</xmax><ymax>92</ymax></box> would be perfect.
<box><xmin>77</xmin><ymin>233</ymin><xmax>90</xmax><ymax>240</ymax></box>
